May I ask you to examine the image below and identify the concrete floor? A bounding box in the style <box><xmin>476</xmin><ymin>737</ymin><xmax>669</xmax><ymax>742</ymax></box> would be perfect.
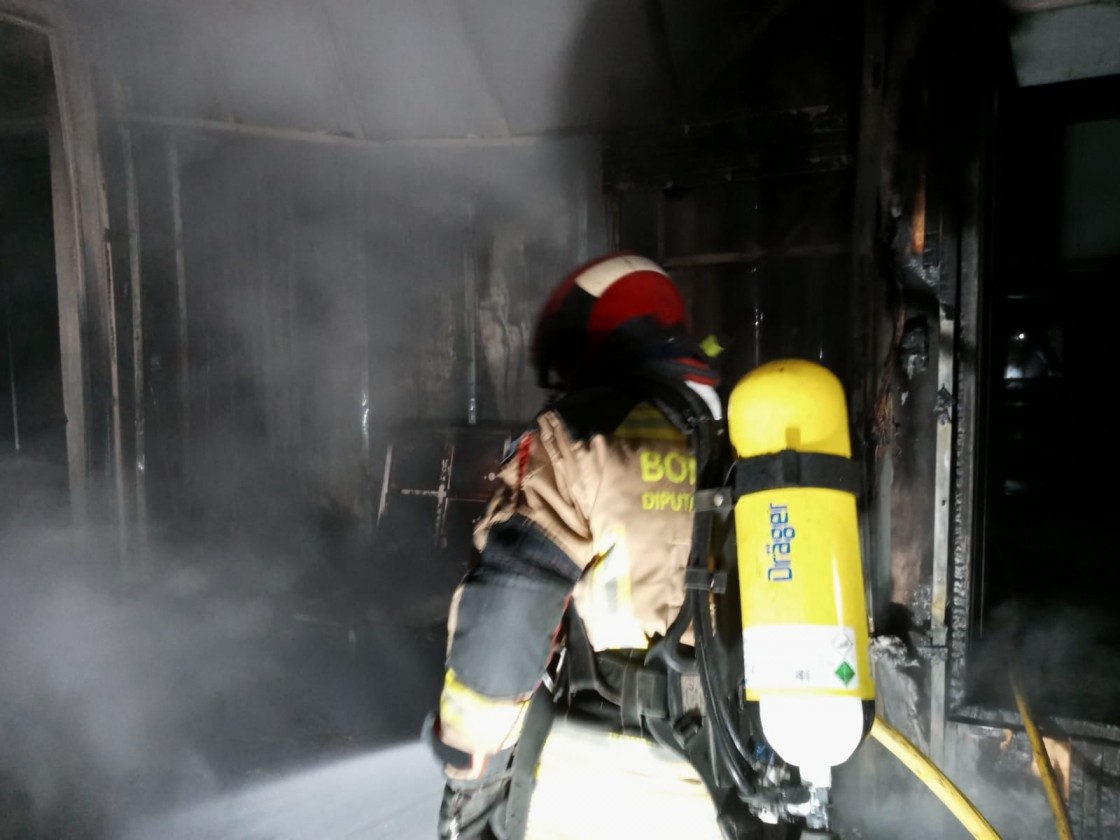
<box><xmin>0</xmin><ymin>450</ymin><xmax>449</xmax><ymax>840</ymax></box>
<box><xmin>122</xmin><ymin>743</ymin><xmax>444</xmax><ymax>840</ymax></box>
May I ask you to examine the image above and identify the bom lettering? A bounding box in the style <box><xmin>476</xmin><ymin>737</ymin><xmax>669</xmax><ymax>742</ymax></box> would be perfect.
<box><xmin>639</xmin><ymin>451</ymin><xmax>697</xmax><ymax>485</ymax></box>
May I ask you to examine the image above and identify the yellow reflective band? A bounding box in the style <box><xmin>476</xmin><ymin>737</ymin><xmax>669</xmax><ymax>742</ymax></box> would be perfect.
<box><xmin>439</xmin><ymin>669</ymin><xmax>530</xmax><ymax>753</ymax></box>
<box><xmin>586</xmin><ymin>525</ymin><xmax>647</xmax><ymax>650</ymax></box>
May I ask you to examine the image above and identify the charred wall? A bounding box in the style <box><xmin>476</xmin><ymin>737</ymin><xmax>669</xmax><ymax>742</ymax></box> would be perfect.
<box><xmin>92</xmin><ymin>121</ymin><xmax>607</xmax><ymax>573</ymax></box>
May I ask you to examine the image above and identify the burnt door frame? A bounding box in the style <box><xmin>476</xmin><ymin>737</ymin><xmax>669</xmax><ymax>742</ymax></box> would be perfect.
<box><xmin>1</xmin><ymin>1</ymin><xmax>116</xmax><ymax>534</ymax></box>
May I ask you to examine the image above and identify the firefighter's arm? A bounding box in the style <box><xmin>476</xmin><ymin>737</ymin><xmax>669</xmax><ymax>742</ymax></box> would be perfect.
<box><xmin>428</xmin><ymin>418</ymin><xmax>593</xmax><ymax>779</ymax></box>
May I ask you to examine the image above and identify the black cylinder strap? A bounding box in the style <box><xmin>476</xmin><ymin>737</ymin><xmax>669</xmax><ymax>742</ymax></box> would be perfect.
<box><xmin>734</xmin><ymin>449</ymin><xmax>861</xmax><ymax>497</ymax></box>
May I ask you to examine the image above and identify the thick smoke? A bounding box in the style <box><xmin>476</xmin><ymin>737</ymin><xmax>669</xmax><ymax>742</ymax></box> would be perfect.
<box><xmin>0</xmin><ymin>486</ymin><xmax>447</xmax><ymax>838</ymax></box>
<box><xmin>7</xmin><ymin>2</ymin><xmax>1097</xmax><ymax>838</ymax></box>
<box><xmin>831</xmin><ymin>636</ymin><xmax>1056</xmax><ymax>840</ymax></box>
<box><xmin>2</xmin><ymin>1</ymin><xmax>647</xmax><ymax>837</ymax></box>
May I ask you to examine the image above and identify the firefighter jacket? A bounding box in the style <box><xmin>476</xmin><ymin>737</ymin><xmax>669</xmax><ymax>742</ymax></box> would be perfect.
<box><xmin>436</xmin><ymin>382</ymin><xmax>721</xmax><ymax>775</ymax></box>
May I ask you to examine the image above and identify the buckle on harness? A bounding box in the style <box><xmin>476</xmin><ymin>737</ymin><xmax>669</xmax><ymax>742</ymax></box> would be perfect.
<box><xmin>685</xmin><ymin>567</ymin><xmax>728</xmax><ymax>594</ymax></box>
<box><xmin>694</xmin><ymin>487</ymin><xmax>733</xmax><ymax>513</ymax></box>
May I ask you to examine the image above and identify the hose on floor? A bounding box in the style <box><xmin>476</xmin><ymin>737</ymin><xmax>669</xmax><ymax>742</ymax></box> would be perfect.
<box><xmin>870</xmin><ymin>715</ymin><xmax>1001</xmax><ymax>839</ymax></box>
<box><xmin>1010</xmin><ymin>672</ymin><xmax>1073</xmax><ymax>840</ymax></box>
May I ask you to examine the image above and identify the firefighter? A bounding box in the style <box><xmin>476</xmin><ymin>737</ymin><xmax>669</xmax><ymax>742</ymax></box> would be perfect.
<box><xmin>424</xmin><ymin>253</ymin><xmax>763</xmax><ymax>840</ymax></box>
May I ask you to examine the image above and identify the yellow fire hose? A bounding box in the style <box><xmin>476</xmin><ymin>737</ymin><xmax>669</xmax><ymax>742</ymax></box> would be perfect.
<box><xmin>870</xmin><ymin>715</ymin><xmax>1001</xmax><ymax>839</ymax></box>
<box><xmin>1010</xmin><ymin>673</ymin><xmax>1074</xmax><ymax>840</ymax></box>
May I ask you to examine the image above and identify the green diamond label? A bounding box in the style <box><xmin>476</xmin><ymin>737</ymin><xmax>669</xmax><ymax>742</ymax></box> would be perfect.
<box><xmin>743</xmin><ymin>625</ymin><xmax>860</xmax><ymax>691</ymax></box>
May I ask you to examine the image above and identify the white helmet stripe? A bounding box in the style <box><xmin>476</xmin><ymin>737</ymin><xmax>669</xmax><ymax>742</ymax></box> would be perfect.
<box><xmin>574</xmin><ymin>255</ymin><xmax>669</xmax><ymax>298</ymax></box>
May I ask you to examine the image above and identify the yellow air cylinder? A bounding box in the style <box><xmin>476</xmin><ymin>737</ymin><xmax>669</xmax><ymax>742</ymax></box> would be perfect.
<box><xmin>728</xmin><ymin>358</ymin><xmax>874</xmax><ymax>786</ymax></box>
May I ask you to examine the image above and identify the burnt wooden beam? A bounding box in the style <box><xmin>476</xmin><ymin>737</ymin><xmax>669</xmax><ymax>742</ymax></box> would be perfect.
<box><xmin>117</xmin><ymin>83</ymin><xmax>150</xmax><ymax>571</ymax></box>
<box><xmin>124</xmin><ymin>113</ymin><xmax>576</xmax><ymax>147</ymax></box>
<box><xmin>602</xmin><ymin>106</ymin><xmax>852</xmax><ymax>193</ymax></box>
<box><xmin>660</xmin><ymin>243</ymin><xmax>849</xmax><ymax>269</ymax></box>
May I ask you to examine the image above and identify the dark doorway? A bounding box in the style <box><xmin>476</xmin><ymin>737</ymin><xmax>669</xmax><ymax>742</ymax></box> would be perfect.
<box><xmin>0</xmin><ymin>17</ymin><xmax>88</xmax><ymax>839</ymax></box>
<box><xmin>972</xmin><ymin>72</ymin><xmax>1120</xmax><ymax>725</ymax></box>
<box><xmin>0</xmin><ymin>21</ymin><xmax>67</xmax><ymax>526</ymax></box>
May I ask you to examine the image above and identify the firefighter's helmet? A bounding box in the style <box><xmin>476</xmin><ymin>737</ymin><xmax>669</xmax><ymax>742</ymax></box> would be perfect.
<box><xmin>531</xmin><ymin>253</ymin><xmax>689</xmax><ymax>390</ymax></box>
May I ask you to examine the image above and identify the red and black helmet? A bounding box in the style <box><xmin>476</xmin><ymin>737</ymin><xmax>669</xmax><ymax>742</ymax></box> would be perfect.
<box><xmin>531</xmin><ymin>252</ymin><xmax>692</xmax><ymax>390</ymax></box>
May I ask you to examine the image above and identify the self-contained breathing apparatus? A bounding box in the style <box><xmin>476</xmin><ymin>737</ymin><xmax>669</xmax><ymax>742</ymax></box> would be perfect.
<box><xmin>506</xmin><ymin>358</ymin><xmax>875</xmax><ymax>840</ymax></box>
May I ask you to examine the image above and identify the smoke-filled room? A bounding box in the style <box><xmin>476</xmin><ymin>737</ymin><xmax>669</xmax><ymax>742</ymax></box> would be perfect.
<box><xmin>1</xmin><ymin>0</ymin><xmax>1119</xmax><ymax>838</ymax></box>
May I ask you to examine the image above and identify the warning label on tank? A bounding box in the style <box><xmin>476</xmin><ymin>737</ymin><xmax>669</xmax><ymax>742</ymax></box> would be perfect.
<box><xmin>742</xmin><ymin>625</ymin><xmax>859</xmax><ymax>692</ymax></box>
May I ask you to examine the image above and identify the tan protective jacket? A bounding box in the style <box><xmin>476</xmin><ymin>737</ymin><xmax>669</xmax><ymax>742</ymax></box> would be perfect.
<box><xmin>478</xmin><ymin>403</ymin><xmax>697</xmax><ymax>651</ymax></box>
<box><xmin>439</xmin><ymin>396</ymin><xmax>705</xmax><ymax>766</ymax></box>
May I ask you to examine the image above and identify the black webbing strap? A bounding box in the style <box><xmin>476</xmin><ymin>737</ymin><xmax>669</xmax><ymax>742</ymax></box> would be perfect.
<box><xmin>685</xmin><ymin>567</ymin><xmax>728</xmax><ymax>594</ymax></box>
<box><xmin>556</xmin><ymin>610</ymin><xmax>673</xmax><ymax>726</ymax></box>
<box><xmin>503</xmin><ymin>683</ymin><xmax>558</xmax><ymax>840</ymax></box>
<box><xmin>514</xmin><ymin>369</ymin><xmax>759</xmax><ymax>835</ymax></box>
<box><xmin>560</xmin><ymin>607</ymin><xmax>610</xmax><ymax>699</ymax></box>
<box><xmin>641</xmin><ymin>712</ymin><xmax>764</xmax><ymax>840</ymax></box>
<box><xmin>593</xmin><ymin>650</ymin><xmax>671</xmax><ymax>728</ymax></box>
<box><xmin>734</xmin><ymin>449</ymin><xmax>861</xmax><ymax>498</ymax></box>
